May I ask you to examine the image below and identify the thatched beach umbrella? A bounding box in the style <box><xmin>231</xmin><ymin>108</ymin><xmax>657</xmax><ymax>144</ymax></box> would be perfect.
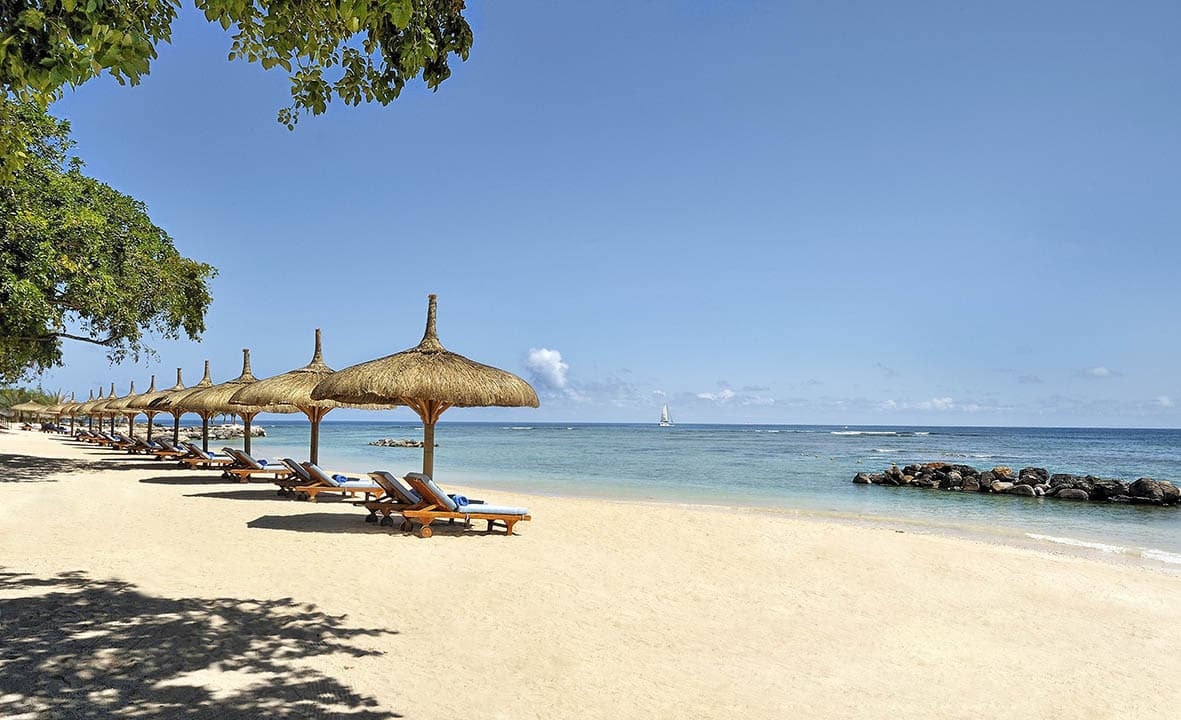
<box><xmin>311</xmin><ymin>294</ymin><xmax>539</xmax><ymax>478</ymax></box>
<box><xmin>78</xmin><ymin>386</ymin><xmax>108</xmax><ymax>431</ymax></box>
<box><xmin>104</xmin><ymin>379</ymin><xmax>146</xmax><ymax>438</ymax></box>
<box><xmin>52</xmin><ymin>392</ymin><xmax>77</xmax><ymax>433</ymax></box>
<box><xmin>150</xmin><ymin>362</ymin><xmax>215</xmax><ymax>450</ymax></box>
<box><xmin>92</xmin><ymin>382</ymin><xmax>120</xmax><ymax>434</ymax></box>
<box><xmin>73</xmin><ymin>389</ymin><xmax>96</xmax><ymax>430</ymax></box>
<box><xmin>133</xmin><ymin>368</ymin><xmax>187</xmax><ymax>444</ymax></box>
<box><xmin>230</xmin><ymin>329</ymin><xmax>388</xmax><ymax>465</ymax></box>
<box><xmin>166</xmin><ymin>350</ymin><xmax>280</xmax><ymax>454</ymax></box>
<box><xmin>10</xmin><ymin>401</ymin><xmax>49</xmax><ymax>422</ymax></box>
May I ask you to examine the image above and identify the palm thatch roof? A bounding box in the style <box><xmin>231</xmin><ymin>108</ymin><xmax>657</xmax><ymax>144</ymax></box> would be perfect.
<box><xmin>149</xmin><ymin>362</ymin><xmax>214</xmax><ymax>414</ymax></box>
<box><xmin>103</xmin><ymin>380</ymin><xmax>142</xmax><ymax>415</ymax></box>
<box><xmin>10</xmin><ymin>401</ymin><xmax>50</xmax><ymax>415</ymax></box>
<box><xmin>170</xmin><ymin>349</ymin><xmax>287</xmax><ymax>415</ymax></box>
<box><xmin>78</xmin><ymin>386</ymin><xmax>110</xmax><ymax>417</ymax></box>
<box><xmin>65</xmin><ymin>390</ymin><xmax>94</xmax><ymax>417</ymax></box>
<box><xmin>310</xmin><ymin>295</ymin><xmax>539</xmax><ymax>410</ymax></box>
<box><xmin>44</xmin><ymin>393</ymin><xmax>73</xmax><ymax>415</ymax></box>
<box><xmin>130</xmin><ymin>369</ymin><xmax>183</xmax><ymax>412</ymax></box>
<box><xmin>230</xmin><ymin>329</ymin><xmax>385</xmax><ymax>412</ymax></box>
<box><xmin>90</xmin><ymin>383</ymin><xmax>119</xmax><ymax>417</ymax></box>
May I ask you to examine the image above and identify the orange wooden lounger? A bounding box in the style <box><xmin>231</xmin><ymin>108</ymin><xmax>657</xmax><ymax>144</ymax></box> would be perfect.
<box><xmin>399</xmin><ymin>473</ymin><xmax>530</xmax><ymax>538</ymax></box>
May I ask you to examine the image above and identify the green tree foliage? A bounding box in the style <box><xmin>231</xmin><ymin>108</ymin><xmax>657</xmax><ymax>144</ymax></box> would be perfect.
<box><xmin>0</xmin><ymin>1</ymin><xmax>472</xmax><ymax>174</ymax></box>
<box><xmin>0</xmin><ymin>384</ymin><xmax>59</xmax><ymax>408</ymax></box>
<box><xmin>0</xmin><ymin>101</ymin><xmax>215</xmax><ymax>383</ymax></box>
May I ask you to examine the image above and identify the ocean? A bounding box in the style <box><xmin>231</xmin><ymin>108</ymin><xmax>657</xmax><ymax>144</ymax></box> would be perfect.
<box><xmin>226</xmin><ymin>421</ymin><xmax>1180</xmax><ymax>565</ymax></box>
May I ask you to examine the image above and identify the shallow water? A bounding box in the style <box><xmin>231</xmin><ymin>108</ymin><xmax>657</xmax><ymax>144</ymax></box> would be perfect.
<box><xmin>228</xmin><ymin>421</ymin><xmax>1181</xmax><ymax>563</ymax></box>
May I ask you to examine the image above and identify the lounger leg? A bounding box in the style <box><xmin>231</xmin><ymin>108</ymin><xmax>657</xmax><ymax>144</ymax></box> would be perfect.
<box><xmin>504</xmin><ymin>519</ymin><xmax>517</xmax><ymax>536</ymax></box>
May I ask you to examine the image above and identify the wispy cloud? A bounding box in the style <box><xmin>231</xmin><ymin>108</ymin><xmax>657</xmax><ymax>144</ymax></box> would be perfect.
<box><xmin>696</xmin><ymin>388</ymin><xmax>736</xmax><ymax>403</ymax></box>
<box><xmin>1079</xmin><ymin>366</ymin><xmax>1121</xmax><ymax>379</ymax></box>
<box><xmin>1156</xmin><ymin>395</ymin><xmax>1175</xmax><ymax>408</ymax></box>
<box><xmin>873</xmin><ymin>362</ymin><xmax>899</xmax><ymax>379</ymax></box>
<box><xmin>525</xmin><ymin>348</ymin><xmax>569</xmax><ymax>391</ymax></box>
<box><xmin>1017</xmin><ymin>374</ymin><xmax>1042</xmax><ymax>384</ymax></box>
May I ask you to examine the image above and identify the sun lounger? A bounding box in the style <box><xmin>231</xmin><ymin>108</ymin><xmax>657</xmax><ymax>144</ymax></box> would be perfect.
<box><xmin>398</xmin><ymin>472</ymin><xmax>529</xmax><ymax>538</ymax></box>
<box><xmin>128</xmin><ymin>436</ymin><xmax>161</xmax><ymax>454</ymax></box>
<box><xmin>356</xmin><ymin>471</ymin><xmax>484</xmax><ymax>526</ymax></box>
<box><xmin>177</xmin><ymin>442</ymin><xmax>236</xmax><ymax>470</ymax></box>
<box><xmin>289</xmin><ymin>463</ymin><xmax>383</xmax><ymax>503</ymax></box>
<box><xmin>150</xmin><ymin>437</ymin><xmax>187</xmax><ymax>459</ymax></box>
<box><xmin>222</xmin><ymin>448</ymin><xmax>294</xmax><ymax>485</ymax></box>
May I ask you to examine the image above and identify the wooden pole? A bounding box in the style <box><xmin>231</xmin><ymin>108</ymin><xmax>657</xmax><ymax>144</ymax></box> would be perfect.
<box><xmin>146</xmin><ymin>413</ymin><xmax>154</xmax><ymax>443</ymax></box>
<box><xmin>243</xmin><ymin>413</ymin><xmax>253</xmax><ymax>455</ymax></box>
<box><xmin>172</xmin><ymin>415</ymin><xmax>180</xmax><ymax>445</ymax></box>
<box><xmin>202</xmin><ymin>415</ymin><xmax>210</xmax><ymax>452</ymax></box>
<box><xmin>423</xmin><ymin>420</ymin><xmax>435</xmax><ymax>478</ymax></box>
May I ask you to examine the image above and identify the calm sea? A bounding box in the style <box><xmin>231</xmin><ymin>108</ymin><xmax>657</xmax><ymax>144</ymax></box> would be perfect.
<box><xmin>226</xmin><ymin>421</ymin><xmax>1180</xmax><ymax>564</ymax></box>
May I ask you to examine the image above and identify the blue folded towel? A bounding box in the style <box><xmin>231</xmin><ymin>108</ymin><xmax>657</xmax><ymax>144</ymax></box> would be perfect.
<box><xmin>452</xmin><ymin>494</ymin><xmax>469</xmax><ymax>507</ymax></box>
<box><xmin>332</xmin><ymin>474</ymin><xmax>346</xmax><ymax>482</ymax></box>
<box><xmin>258</xmin><ymin>459</ymin><xmax>267</xmax><ymax>466</ymax></box>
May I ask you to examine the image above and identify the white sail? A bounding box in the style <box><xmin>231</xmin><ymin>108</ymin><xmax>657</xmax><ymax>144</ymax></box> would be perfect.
<box><xmin>659</xmin><ymin>404</ymin><xmax>672</xmax><ymax>426</ymax></box>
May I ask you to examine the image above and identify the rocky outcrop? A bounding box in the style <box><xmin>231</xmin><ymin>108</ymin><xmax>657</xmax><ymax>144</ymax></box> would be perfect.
<box><xmin>184</xmin><ymin>424</ymin><xmax>266</xmax><ymax>440</ymax></box>
<box><xmin>854</xmin><ymin>463</ymin><xmax>1179</xmax><ymax>509</ymax></box>
<box><xmin>368</xmin><ymin>438</ymin><xmax>438</xmax><ymax>448</ymax></box>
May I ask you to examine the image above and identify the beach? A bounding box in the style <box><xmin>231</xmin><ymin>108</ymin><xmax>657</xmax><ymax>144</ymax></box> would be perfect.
<box><xmin>1</xmin><ymin>429</ymin><xmax>1178</xmax><ymax>719</ymax></box>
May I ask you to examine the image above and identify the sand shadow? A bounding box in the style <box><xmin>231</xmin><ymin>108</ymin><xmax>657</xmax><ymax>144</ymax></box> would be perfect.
<box><xmin>248</xmin><ymin>513</ymin><xmax>388</xmax><ymax>535</ymax></box>
<box><xmin>139</xmin><ymin>475</ymin><xmax>239</xmax><ymax>486</ymax></box>
<box><xmin>248</xmin><ymin>513</ymin><xmax>511</xmax><ymax>538</ymax></box>
<box><xmin>186</xmin><ymin>490</ymin><xmax>291</xmax><ymax>502</ymax></box>
<box><xmin>0</xmin><ymin>569</ymin><xmax>400</xmax><ymax>718</ymax></box>
<box><xmin>0</xmin><ymin>453</ymin><xmax>109</xmax><ymax>482</ymax></box>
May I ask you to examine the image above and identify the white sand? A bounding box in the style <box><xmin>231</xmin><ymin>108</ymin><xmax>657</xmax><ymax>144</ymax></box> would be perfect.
<box><xmin>1</xmin><ymin>429</ymin><xmax>1178</xmax><ymax>719</ymax></box>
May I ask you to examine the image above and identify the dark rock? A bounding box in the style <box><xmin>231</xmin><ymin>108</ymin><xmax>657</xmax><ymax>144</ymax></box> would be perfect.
<box><xmin>962</xmin><ymin>478</ymin><xmax>981</xmax><ymax>492</ymax></box>
<box><xmin>913</xmin><ymin>476</ymin><xmax>938</xmax><ymax>488</ymax></box>
<box><xmin>1057</xmin><ymin>488</ymin><xmax>1090</xmax><ymax>501</ymax></box>
<box><xmin>1129</xmin><ymin>478</ymin><xmax>1164</xmax><ymax>504</ymax></box>
<box><xmin>1006</xmin><ymin>484</ymin><xmax>1036</xmax><ymax>497</ymax></box>
<box><xmin>1033</xmin><ymin>486</ymin><xmax>1045</xmax><ymax>497</ymax></box>
<box><xmin>1019</xmin><ymin>467</ymin><xmax>1049</xmax><ymax>484</ymax></box>
<box><xmin>902</xmin><ymin>464</ymin><xmax>922</xmax><ymax>477</ymax></box>
<box><xmin>990</xmin><ymin>481</ymin><xmax>1014</xmax><ymax>493</ymax></box>
<box><xmin>979</xmin><ymin>471</ymin><xmax>995</xmax><ymax>485</ymax></box>
<box><xmin>939</xmin><ymin>471</ymin><xmax>963</xmax><ymax>490</ymax></box>
<box><xmin>1090</xmin><ymin>479</ymin><xmax>1128</xmax><ymax>501</ymax></box>
<box><xmin>1158</xmin><ymin>480</ymin><xmax>1179</xmax><ymax>505</ymax></box>
<box><xmin>853</xmin><ymin>473</ymin><xmax>872</xmax><ymax>485</ymax></box>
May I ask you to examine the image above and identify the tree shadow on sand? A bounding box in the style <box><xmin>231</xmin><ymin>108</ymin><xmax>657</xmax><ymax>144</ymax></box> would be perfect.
<box><xmin>0</xmin><ymin>569</ymin><xmax>400</xmax><ymax>718</ymax></box>
<box><xmin>0</xmin><ymin>453</ymin><xmax>110</xmax><ymax>482</ymax></box>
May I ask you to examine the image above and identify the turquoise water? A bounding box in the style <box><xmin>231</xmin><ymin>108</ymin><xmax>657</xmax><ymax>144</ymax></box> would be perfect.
<box><xmin>221</xmin><ymin>421</ymin><xmax>1180</xmax><ymax>562</ymax></box>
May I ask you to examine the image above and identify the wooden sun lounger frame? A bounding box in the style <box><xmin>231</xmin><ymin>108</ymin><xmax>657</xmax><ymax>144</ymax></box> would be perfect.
<box><xmin>290</xmin><ymin>464</ymin><xmax>383</xmax><ymax>503</ymax></box>
<box><xmin>220</xmin><ymin>449</ymin><xmax>295</xmax><ymax>485</ymax></box>
<box><xmin>399</xmin><ymin>474</ymin><xmax>530</xmax><ymax>538</ymax></box>
<box><xmin>176</xmin><ymin>443</ymin><xmax>236</xmax><ymax>471</ymax></box>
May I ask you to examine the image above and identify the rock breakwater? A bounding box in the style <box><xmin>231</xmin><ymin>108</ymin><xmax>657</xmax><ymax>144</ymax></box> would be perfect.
<box><xmin>854</xmin><ymin>463</ymin><xmax>1179</xmax><ymax>507</ymax></box>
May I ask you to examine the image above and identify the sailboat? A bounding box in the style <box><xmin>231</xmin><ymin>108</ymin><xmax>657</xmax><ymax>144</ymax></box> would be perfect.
<box><xmin>658</xmin><ymin>403</ymin><xmax>673</xmax><ymax>427</ymax></box>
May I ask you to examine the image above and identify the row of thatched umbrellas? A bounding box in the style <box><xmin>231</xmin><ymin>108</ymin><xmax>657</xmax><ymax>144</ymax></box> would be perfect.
<box><xmin>19</xmin><ymin>296</ymin><xmax>539</xmax><ymax>476</ymax></box>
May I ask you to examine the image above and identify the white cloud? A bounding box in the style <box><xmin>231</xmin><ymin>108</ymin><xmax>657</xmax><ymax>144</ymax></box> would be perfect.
<box><xmin>525</xmin><ymin>348</ymin><xmax>569</xmax><ymax>391</ymax></box>
<box><xmin>742</xmin><ymin>395</ymin><xmax>776</xmax><ymax>406</ymax></box>
<box><xmin>927</xmin><ymin>396</ymin><xmax>954</xmax><ymax>411</ymax></box>
<box><xmin>696</xmin><ymin>388</ymin><xmax>736</xmax><ymax>403</ymax></box>
<box><xmin>1082</xmin><ymin>366</ymin><xmax>1121</xmax><ymax>378</ymax></box>
<box><xmin>1156</xmin><ymin>395</ymin><xmax>1175</xmax><ymax>408</ymax></box>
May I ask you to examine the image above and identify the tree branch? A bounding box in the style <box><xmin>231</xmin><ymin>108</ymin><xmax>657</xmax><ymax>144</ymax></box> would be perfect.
<box><xmin>19</xmin><ymin>332</ymin><xmax>117</xmax><ymax>346</ymax></box>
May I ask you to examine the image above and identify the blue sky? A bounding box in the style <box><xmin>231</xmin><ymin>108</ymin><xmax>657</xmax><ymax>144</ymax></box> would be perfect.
<box><xmin>39</xmin><ymin>1</ymin><xmax>1181</xmax><ymax>426</ymax></box>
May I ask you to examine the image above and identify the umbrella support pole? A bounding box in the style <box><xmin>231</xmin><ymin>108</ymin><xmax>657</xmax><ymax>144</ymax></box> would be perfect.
<box><xmin>242</xmin><ymin>414</ymin><xmax>254</xmax><ymax>455</ymax></box>
<box><xmin>423</xmin><ymin>422</ymin><xmax>435</xmax><ymax>478</ymax></box>
<box><xmin>128</xmin><ymin>415</ymin><xmax>135</xmax><ymax>439</ymax></box>
<box><xmin>202</xmin><ymin>416</ymin><xmax>210</xmax><ymax>453</ymax></box>
<box><xmin>146</xmin><ymin>414</ymin><xmax>154</xmax><ymax>443</ymax></box>
<box><xmin>172</xmin><ymin>416</ymin><xmax>180</xmax><ymax>446</ymax></box>
<box><xmin>304</xmin><ymin>407</ymin><xmax>330</xmax><ymax>466</ymax></box>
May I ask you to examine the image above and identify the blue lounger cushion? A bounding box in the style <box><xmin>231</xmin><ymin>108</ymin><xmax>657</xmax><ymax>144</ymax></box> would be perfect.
<box><xmin>460</xmin><ymin>504</ymin><xmax>529</xmax><ymax>516</ymax></box>
<box><xmin>420</xmin><ymin>475</ymin><xmax>458</xmax><ymax>511</ymax></box>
